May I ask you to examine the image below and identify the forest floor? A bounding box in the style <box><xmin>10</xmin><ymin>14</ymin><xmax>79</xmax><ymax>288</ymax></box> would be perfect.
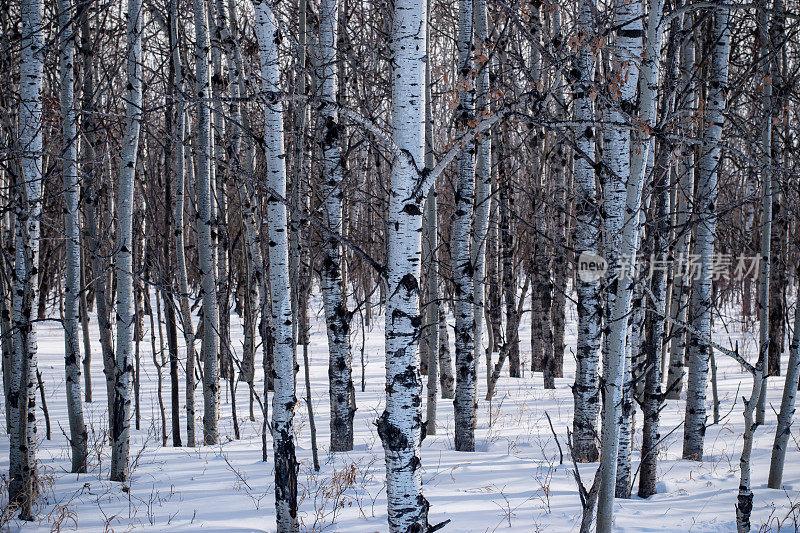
<box><xmin>1</xmin><ymin>294</ymin><xmax>800</xmax><ymax>532</ymax></box>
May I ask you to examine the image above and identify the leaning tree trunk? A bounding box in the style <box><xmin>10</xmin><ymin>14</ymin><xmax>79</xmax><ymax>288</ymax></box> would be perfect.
<box><xmin>616</xmin><ymin>0</ymin><xmax>666</xmax><ymax>499</ymax></box>
<box><xmin>595</xmin><ymin>0</ymin><xmax>644</xmax><ymax>528</ymax></box>
<box><xmin>736</xmin><ymin>354</ymin><xmax>765</xmax><ymax>533</ymax></box>
<box><xmin>738</xmin><ymin>111</ymin><xmax>767</xmax><ymax>533</ymax></box>
<box><xmin>682</xmin><ymin>0</ymin><xmax>731</xmax><ymax>462</ymax></box>
<box><xmin>10</xmin><ymin>0</ymin><xmax>44</xmax><ymax>517</ymax></box>
<box><xmin>377</xmin><ymin>0</ymin><xmax>432</xmax><ymax>528</ymax></box>
<box><xmin>110</xmin><ymin>0</ymin><xmax>142</xmax><ymax>483</ymax></box>
<box><xmin>451</xmin><ymin>0</ymin><xmax>477</xmax><ymax>453</ymax></box>
<box><xmin>58</xmin><ymin>0</ymin><xmax>88</xmax><ymax>473</ymax></box>
<box><xmin>315</xmin><ymin>0</ymin><xmax>356</xmax><ymax>452</ymax></box>
<box><xmin>767</xmin><ymin>264</ymin><xmax>800</xmax><ymax>488</ymax></box>
<box><xmin>570</xmin><ymin>0</ymin><xmax>601</xmax><ymax>464</ymax></box>
<box><xmin>253</xmin><ymin>2</ymin><xmax>299</xmax><ymax>530</ymax></box>
<box><xmin>194</xmin><ymin>0</ymin><xmax>220</xmax><ymax>446</ymax></box>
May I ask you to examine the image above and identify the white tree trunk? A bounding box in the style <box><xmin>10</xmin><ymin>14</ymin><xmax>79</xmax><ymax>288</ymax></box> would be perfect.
<box><xmin>755</xmin><ymin>0</ymin><xmax>772</xmax><ymax>427</ymax></box>
<box><xmin>59</xmin><ymin>0</ymin><xmax>88</xmax><ymax>473</ymax></box>
<box><xmin>253</xmin><ymin>2</ymin><xmax>299</xmax><ymax>529</ymax></box>
<box><xmin>439</xmin><ymin>307</ymin><xmax>455</xmax><ymax>399</ymax></box>
<box><xmin>549</xmin><ymin>74</ymin><xmax>568</xmax><ymax>384</ymax></box>
<box><xmin>595</xmin><ymin>0</ymin><xmax>644</xmax><ymax>527</ymax></box>
<box><xmin>736</xmin><ymin>358</ymin><xmax>764</xmax><ymax>533</ymax></box>
<box><xmin>682</xmin><ymin>0</ymin><xmax>731</xmax><ymax>461</ymax></box>
<box><xmin>567</xmin><ymin>0</ymin><xmax>596</xmax><ymax>455</ymax></box>
<box><xmin>194</xmin><ymin>0</ymin><xmax>220</xmax><ymax>446</ymax></box>
<box><xmin>639</xmin><ymin>155</ymin><xmax>671</xmax><ymax>498</ymax></box>
<box><xmin>471</xmin><ymin>0</ymin><xmax>491</xmax><ymax>384</ymax></box>
<box><xmin>79</xmin><ymin>5</ymin><xmax>116</xmax><ymax>428</ymax></box>
<box><xmin>452</xmin><ymin>0</ymin><xmax>477</xmax><ymax>453</ymax></box>
<box><xmin>499</xmin><ymin>134</ymin><xmax>520</xmax><ymax>378</ymax></box>
<box><xmin>767</xmin><ymin>266</ymin><xmax>800</xmax><ymax>488</ymax></box>
<box><xmin>424</xmin><ymin>183</ymin><xmax>439</xmax><ymax>434</ymax></box>
<box><xmin>10</xmin><ymin>0</ymin><xmax>43</xmax><ymax>516</ymax></box>
<box><xmin>664</xmin><ymin>15</ymin><xmax>695</xmax><ymax>398</ymax></box>
<box><xmin>209</xmin><ymin>2</ymin><xmax>231</xmax><ymax>411</ymax></box>
<box><xmin>377</xmin><ymin>0</ymin><xmax>431</xmax><ymax>528</ymax></box>
<box><xmin>737</xmin><ymin>5</ymin><xmax>771</xmax><ymax>527</ymax></box>
<box><xmin>616</xmin><ymin>0</ymin><xmax>665</xmax><ymax>498</ymax></box>
<box><xmin>639</xmin><ymin>13</ymin><xmax>679</xmax><ymax>496</ymax></box>
<box><xmin>315</xmin><ymin>0</ymin><xmax>356</xmax><ymax>452</ymax></box>
<box><xmin>110</xmin><ymin>0</ymin><xmax>142</xmax><ymax>483</ymax></box>
<box><xmin>423</xmin><ymin>4</ymin><xmax>439</xmax><ymax>435</ymax></box>
<box><xmin>170</xmin><ymin>0</ymin><xmax>197</xmax><ymax>447</ymax></box>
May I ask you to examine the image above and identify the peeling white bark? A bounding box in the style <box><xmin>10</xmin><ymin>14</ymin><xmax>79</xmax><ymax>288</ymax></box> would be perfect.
<box><xmin>377</xmin><ymin>0</ymin><xmax>431</xmax><ymax>528</ymax></box>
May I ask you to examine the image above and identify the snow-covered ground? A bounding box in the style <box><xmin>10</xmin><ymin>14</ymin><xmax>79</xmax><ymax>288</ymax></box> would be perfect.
<box><xmin>2</xmin><ymin>295</ymin><xmax>799</xmax><ymax>532</ymax></box>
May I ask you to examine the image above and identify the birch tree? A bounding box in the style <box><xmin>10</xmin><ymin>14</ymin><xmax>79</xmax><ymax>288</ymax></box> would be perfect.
<box><xmin>616</xmin><ymin>0</ymin><xmax>666</xmax><ymax>498</ymax></box>
<box><xmin>471</xmin><ymin>0</ymin><xmax>491</xmax><ymax>386</ymax></box>
<box><xmin>110</xmin><ymin>0</ymin><xmax>142</xmax><ymax>483</ymax></box>
<box><xmin>639</xmin><ymin>7</ymin><xmax>679</xmax><ymax>497</ymax></box>
<box><xmin>79</xmin><ymin>0</ymin><xmax>116</xmax><ymax>426</ymax></box>
<box><xmin>220</xmin><ymin>0</ymin><xmax>266</xmax><ymax>413</ymax></box>
<box><xmin>755</xmin><ymin>0</ymin><xmax>772</xmax><ymax>427</ymax></box>
<box><xmin>767</xmin><ymin>266</ymin><xmax>800</xmax><ymax>488</ymax></box>
<box><xmin>166</xmin><ymin>0</ymin><xmax>194</xmax><ymax>446</ymax></box>
<box><xmin>423</xmin><ymin>0</ymin><xmax>439</xmax><ymax>434</ymax></box>
<box><xmin>439</xmin><ymin>306</ymin><xmax>455</xmax><ymax>398</ymax></box>
<box><xmin>664</xmin><ymin>11</ymin><xmax>695</xmax><ymax>399</ymax></box>
<box><xmin>194</xmin><ymin>0</ymin><xmax>220</xmax><ymax>446</ymax></box>
<box><xmin>682</xmin><ymin>0</ymin><xmax>731</xmax><ymax>461</ymax></box>
<box><xmin>595</xmin><ymin>0</ymin><xmax>644</xmax><ymax>526</ymax></box>
<box><xmin>253</xmin><ymin>1</ymin><xmax>299</xmax><ymax>529</ymax></box>
<box><xmin>59</xmin><ymin>0</ymin><xmax>88</xmax><ymax>473</ymax></box>
<box><xmin>169</xmin><ymin>0</ymin><xmax>198</xmax><ymax>446</ymax></box>
<box><xmin>315</xmin><ymin>0</ymin><xmax>356</xmax><ymax>452</ymax></box>
<box><xmin>376</xmin><ymin>0</ymin><xmax>433</xmax><ymax>527</ymax></box>
<box><xmin>452</xmin><ymin>0</ymin><xmax>477</xmax><ymax>453</ymax></box>
<box><xmin>571</xmin><ymin>0</ymin><xmax>600</xmax><ymax>464</ymax></box>
<box><xmin>9</xmin><ymin>0</ymin><xmax>44</xmax><ymax>517</ymax></box>
<box><xmin>499</xmin><ymin>132</ymin><xmax>520</xmax><ymax>379</ymax></box>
